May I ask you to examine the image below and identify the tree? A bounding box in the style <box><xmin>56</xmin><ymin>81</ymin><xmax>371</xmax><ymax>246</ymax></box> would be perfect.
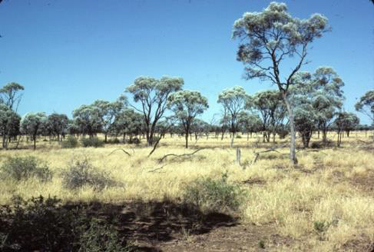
<box><xmin>238</xmin><ymin>111</ymin><xmax>262</xmax><ymax>140</ymax></box>
<box><xmin>47</xmin><ymin>113</ymin><xmax>69</xmax><ymax>141</ymax></box>
<box><xmin>0</xmin><ymin>82</ymin><xmax>25</xmax><ymax>112</ymax></box>
<box><xmin>91</xmin><ymin>99</ymin><xmax>125</xmax><ymax>142</ymax></box>
<box><xmin>251</xmin><ymin>90</ymin><xmax>285</xmax><ymax>143</ymax></box>
<box><xmin>233</xmin><ymin>2</ymin><xmax>329</xmax><ymax>164</ymax></box>
<box><xmin>218</xmin><ymin>86</ymin><xmax>249</xmax><ymax>146</ymax></box>
<box><xmin>168</xmin><ymin>90</ymin><xmax>209</xmax><ymax>148</ymax></box>
<box><xmin>334</xmin><ymin>112</ymin><xmax>360</xmax><ymax>146</ymax></box>
<box><xmin>294</xmin><ymin>104</ymin><xmax>317</xmax><ymax>148</ymax></box>
<box><xmin>72</xmin><ymin>105</ymin><xmax>103</xmax><ymax>137</ymax></box>
<box><xmin>355</xmin><ymin>90</ymin><xmax>374</xmax><ymax>129</ymax></box>
<box><xmin>21</xmin><ymin>112</ymin><xmax>47</xmax><ymax>150</ymax></box>
<box><xmin>291</xmin><ymin>67</ymin><xmax>345</xmax><ymax>144</ymax></box>
<box><xmin>112</xmin><ymin>108</ymin><xmax>144</xmax><ymax>143</ymax></box>
<box><xmin>0</xmin><ymin>104</ymin><xmax>21</xmax><ymax>149</ymax></box>
<box><xmin>126</xmin><ymin>76</ymin><xmax>183</xmax><ymax>146</ymax></box>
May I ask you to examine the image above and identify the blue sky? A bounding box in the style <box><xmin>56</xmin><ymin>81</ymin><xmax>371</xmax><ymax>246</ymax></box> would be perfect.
<box><xmin>0</xmin><ymin>0</ymin><xmax>373</xmax><ymax>124</ymax></box>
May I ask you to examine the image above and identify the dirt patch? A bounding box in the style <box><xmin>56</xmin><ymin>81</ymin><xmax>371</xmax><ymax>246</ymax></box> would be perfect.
<box><xmin>349</xmin><ymin>171</ymin><xmax>374</xmax><ymax>197</ymax></box>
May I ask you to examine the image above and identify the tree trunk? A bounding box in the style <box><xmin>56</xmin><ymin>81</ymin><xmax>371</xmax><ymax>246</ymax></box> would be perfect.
<box><xmin>282</xmin><ymin>92</ymin><xmax>297</xmax><ymax>165</ymax></box>
<box><xmin>230</xmin><ymin>132</ymin><xmax>235</xmax><ymax>147</ymax></box>
<box><xmin>33</xmin><ymin>135</ymin><xmax>37</xmax><ymax>150</ymax></box>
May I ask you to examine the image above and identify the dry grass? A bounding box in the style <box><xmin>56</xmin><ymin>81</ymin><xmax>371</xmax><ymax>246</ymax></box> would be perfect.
<box><xmin>1</xmin><ymin>131</ymin><xmax>374</xmax><ymax>251</ymax></box>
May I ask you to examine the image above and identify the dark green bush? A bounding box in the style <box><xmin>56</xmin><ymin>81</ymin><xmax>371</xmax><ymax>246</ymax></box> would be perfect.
<box><xmin>107</xmin><ymin>138</ymin><xmax>121</xmax><ymax>144</ymax></box>
<box><xmin>0</xmin><ymin>196</ymin><xmax>128</xmax><ymax>252</ymax></box>
<box><xmin>62</xmin><ymin>158</ymin><xmax>119</xmax><ymax>191</ymax></box>
<box><xmin>128</xmin><ymin>137</ymin><xmax>140</xmax><ymax>145</ymax></box>
<box><xmin>183</xmin><ymin>173</ymin><xmax>246</xmax><ymax>214</ymax></box>
<box><xmin>81</xmin><ymin>137</ymin><xmax>105</xmax><ymax>148</ymax></box>
<box><xmin>0</xmin><ymin>156</ymin><xmax>52</xmax><ymax>182</ymax></box>
<box><xmin>62</xmin><ymin>135</ymin><xmax>79</xmax><ymax>148</ymax></box>
<box><xmin>78</xmin><ymin>218</ymin><xmax>128</xmax><ymax>252</ymax></box>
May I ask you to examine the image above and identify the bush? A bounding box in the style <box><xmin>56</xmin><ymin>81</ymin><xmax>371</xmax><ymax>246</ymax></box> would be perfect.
<box><xmin>183</xmin><ymin>173</ymin><xmax>246</xmax><ymax>214</ymax></box>
<box><xmin>107</xmin><ymin>138</ymin><xmax>121</xmax><ymax>144</ymax></box>
<box><xmin>61</xmin><ymin>135</ymin><xmax>79</xmax><ymax>148</ymax></box>
<box><xmin>81</xmin><ymin>137</ymin><xmax>105</xmax><ymax>148</ymax></box>
<box><xmin>0</xmin><ymin>196</ymin><xmax>128</xmax><ymax>251</ymax></box>
<box><xmin>62</xmin><ymin>158</ymin><xmax>119</xmax><ymax>191</ymax></box>
<box><xmin>128</xmin><ymin>137</ymin><xmax>140</xmax><ymax>145</ymax></box>
<box><xmin>78</xmin><ymin>218</ymin><xmax>128</xmax><ymax>252</ymax></box>
<box><xmin>0</xmin><ymin>156</ymin><xmax>52</xmax><ymax>182</ymax></box>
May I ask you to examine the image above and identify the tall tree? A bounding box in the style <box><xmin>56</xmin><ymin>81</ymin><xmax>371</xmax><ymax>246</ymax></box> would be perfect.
<box><xmin>168</xmin><ymin>90</ymin><xmax>209</xmax><ymax>148</ymax></box>
<box><xmin>21</xmin><ymin>112</ymin><xmax>47</xmax><ymax>150</ymax></box>
<box><xmin>251</xmin><ymin>90</ymin><xmax>285</xmax><ymax>143</ymax></box>
<box><xmin>72</xmin><ymin>105</ymin><xmax>103</xmax><ymax>137</ymax></box>
<box><xmin>334</xmin><ymin>112</ymin><xmax>360</xmax><ymax>146</ymax></box>
<box><xmin>0</xmin><ymin>82</ymin><xmax>25</xmax><ymax>112</ymax></box>
<box><xmin>126</xmin><ymin>76</ymin><xmax>183</xmax><ymax>146</ymax></box>
<box><xmin>47</xmin><ymin>113</ymin><xmax>69</xmax><ymax>141</ymax></box>
<box><xmin>0</xmin><ymin>104</ymin><xmax>21</xmax><ymax>149</ymax></box>
<box><xmin>355</xmin><ymin>90</ymin><xmax>374</xmax><ymax>124</ymax></box>
<box><xmin>218</xmin><ymin>86</ymin><xmax>249</xmax><ymax>147</ymax></box>
<box><xmin>233</xmin><ymin>2</ymin><xmax>329</xmax><ymax>164</ymax></box>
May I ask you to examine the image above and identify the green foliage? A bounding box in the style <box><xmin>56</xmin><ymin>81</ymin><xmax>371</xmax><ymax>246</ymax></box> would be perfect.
<box><xmin>0</xmin><ymin>195</ymin><xmax>128</xmax><ymax>251</ymax></box>
<box><xmin>183</xmin><ymin>173</ymin><xmax>246</xmax><ymax>214</ymax></box>
<box><xmin>107</xmin><ymin>138</ymin><xmax>121</xmax><ymax>144</ymax></box>
<box><xmin>314</xmin><ymin>220</ymin><xmax>330</xmax><ymax>233</ymax></box>
<box><xmin>0</xmin><ymin>156</ymin><xmax>52</xmax><ymax>182</ymax></box>
<box><xmin>62</xmin><ymin>135</ymin><xmax>79</xmax><ymax>148</ymax></box>
<box><xmin>258</xmin><ymin>240</ymin><xmax>265</xmax><ymax>249</ymax></box>
<box><xmin>81</xmin><ymin>137</ymin><xmax>105</xmax><ymax>148</ymax></box>
<box><xmin>62</xmin><ymin>158</ymin><xmax>119</xmax><ymax>191</ymax></box>
<box><xmin>78</xmin><ymin>218</ymin><xmax>128</xmax><ymax>252</ymax></box>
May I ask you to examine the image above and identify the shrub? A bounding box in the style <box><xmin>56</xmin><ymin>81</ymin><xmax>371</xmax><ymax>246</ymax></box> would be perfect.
<box><xmin>0</xmin><ymin>195</ymin><xmax>129</xmax><ymax>251</ymax></box>
<box><xmin>81</xmin><ymin>137</ymin><xmax>105</xmax><ymax>148</ymax></box>
<box><xmin>78</xmin><ymin>218</ymin><xmax>128</xmax><ymax>252</ymax></box>
<box><xmin>62</xmin><ymin>158</ymin><xmax>119</xmax><ymax>191</ymax></box>
<box><xmin>183</xmin><ymin>173</ymin><xmax>246</xmax><ymax>214</ymax></box>
<box><xmin>107</xmin><ymin>138</ymin><xmax>121</xmax><ymax>144</ymax></box>
<box><xmin>62</xmin><ymin>135</ymin><xmax>79</xmax><ymax>148</ymax></box>
<box><xmin>128</xmin><ymin>137</ymin><xmax>140</xmax><ymax>145</ymax></box>
<box><xmin>0</xmin><ymin>156</ymin><xmax>52</xmax><ymax>182</ymax></box>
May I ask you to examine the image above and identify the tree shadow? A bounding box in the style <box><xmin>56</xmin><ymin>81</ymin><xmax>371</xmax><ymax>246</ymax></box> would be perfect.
<box><xmin>64</xmin><ymin>199</ymin><xmax>238</xmax><ymax>251</ymax></box>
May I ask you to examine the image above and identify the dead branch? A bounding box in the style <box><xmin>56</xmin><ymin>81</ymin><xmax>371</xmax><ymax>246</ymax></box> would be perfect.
<box><xmin>158</xmin><ymin>148</ymin><xmax>205</xmax><ymax>163</ymax></box>
<box><xmin>148</xmin><ymin>136</ymin><xmax>162</xmax><ymax>157</ymax></box>
<box><xmin>148</xmin><ymin>165</ymin><xmax>167</xmax><ymax>173</ymax></box>
<box><xmin>108</xmin><ymin>148</ymin><xmax>132</xmax><ymax>156</ymax></box>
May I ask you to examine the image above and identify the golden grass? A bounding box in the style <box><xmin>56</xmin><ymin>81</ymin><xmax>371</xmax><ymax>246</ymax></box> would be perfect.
<box><xmin>1</xmin><ymin>131</ymin><xmax>374</xmax><ymax>251</ymax></box>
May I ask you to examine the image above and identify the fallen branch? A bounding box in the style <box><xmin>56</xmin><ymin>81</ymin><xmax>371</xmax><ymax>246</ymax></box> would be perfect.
<box><xmin>108</xmin><ymin>148</ymin><xmax>132</xmax><ymax>156</ymax></box>
<box><xmin>158</xmin><ymin>148</ymin><xmax>205</xmax><ymax>163</ymax></box>
<box><xmin>148</xmin><ymin>165</ymin><xmax>167</xmax><ymax>173</ymax></box>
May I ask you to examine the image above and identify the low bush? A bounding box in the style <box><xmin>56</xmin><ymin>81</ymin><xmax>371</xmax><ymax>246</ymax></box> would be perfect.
<box><xmin>128</xmin><ymin>137</ymin><xmax>141</xmax><ymax>145</ymax></box>
<box><xmin>183</xmin><ymin>172</ymin><xmax>246</xmax><ymax>214</ymax></box>
<box><xmin>107</xmin><ymin>138</ymin><xmax>121</xmax><ymax>144</ymax></box>
<box><xmin>81</xmin><ymin>137</ymin><xmax>105</xmax><ymax>148</ymax></box>
<box><xmin>0</xmin><ymin>195</ymin><xmax>128</xmax><ymax>251</ymax></box>
<box><xmin>61</xmin><ymin>135</ymin><xmax>79</xmax><ymax>148</ymax></box>
<box><xmin>62</xmin><ymin>158</ymin><xmax>119</xmax><ymax>191</ymax></box>
<box><xmin>0</xmin><ymin>156</ymin><xmax>52</xmax><ymax>182</ymax></box>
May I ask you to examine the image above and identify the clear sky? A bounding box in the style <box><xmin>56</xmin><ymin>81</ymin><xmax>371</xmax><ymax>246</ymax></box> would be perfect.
<box><xmin>0</xmin><ymin>0</ymin><xmax>373</xmax><ymax>124</ymax></box>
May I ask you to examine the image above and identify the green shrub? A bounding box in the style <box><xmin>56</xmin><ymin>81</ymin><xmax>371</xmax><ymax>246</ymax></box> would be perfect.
<box><xmin>107</xmin><ymin>138</ymin><xmax>121</xmax><ymax>144</ymax></box>
<box><xmin>78</xmin><ymin>218</ymin><xmax>128</xmax><ymax>252</ymax></box>
<box><xmin>62</xmin><ymin>135</ymin><xmax>79</xmax><ymax>148</ymax></box>
<box><xmin>0</xmin><ymin>195</ymin><xmax>129</xmax><ymax>251</ymax></box>
<box><xmin>0</xmin><ymin>156</ymin><xmax>52</xmax><ymax>182</ymax></box>
<box><xmin>183</xmin><ymin>172</ymin><xmax>246</xmax><ymax>214</ymax></box>
<box><xmin>62</xmin><ymin>158</ymin><xmax>119</xmax><ymax>191</ymax></box>
<box><xmin>81</xmin><ymin>137</ymin><xmax>105</xmax><ymax>148</ymax></box>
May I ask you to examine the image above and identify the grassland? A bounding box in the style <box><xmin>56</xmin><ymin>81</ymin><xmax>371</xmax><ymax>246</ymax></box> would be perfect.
<box><xmin>1</xmin><ymin>132</ymin><xmax>374</xmax><ymax>251</ymax></box>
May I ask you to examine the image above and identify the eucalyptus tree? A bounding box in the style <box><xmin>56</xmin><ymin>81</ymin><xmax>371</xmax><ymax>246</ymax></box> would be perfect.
<box><xmin>112</xmin><ymin>108</ymin><xmax>144</xmax><ymax>143</ymax></box>
<box><xmin>238</xmin><ymin>111</ymin><xmax>262</xmax><ymax>140</ymax></box>
<box><xmin>232</xmin><ymin>2</ymin><xmax>329</xmax><ymax>164</ymax></box>
<box><xmin>355</xmin><ymin>90</ymin><xmax>374</xmax><ymax>138</ymax></box>
<box><xmin>251</xmin><ymin>90</ymin><xmax>285</xmax><ymax>143</ymax></box>
<box><xmin>126</xmin><ymin>76</ymin><xmax>183</xmax><ymax>146</ymax></box>
<box><xmin>0</xmin><ymin>82</ymin><xmax>24</xmax><ymax>112</ymax></box>
<box><xmin>91</xmin><ymin>99</ymin><xmax>125</xmax><ymax>142</ymax></box>
<box><xmin>168</xmin><ymin>90</ymin><xmax>209</xmax><ymax>148</ymax></box>
<box><xmin>21</xmin><ymin>112</ymin><xmax>47</xmax><ymax>150</ymax></box>
<box><xmin>291</xmin><ymin>67</ymin><xmax>345</xmax><ymax>144</ymax></box>
<box><xmin>218</xmin><ymin>86</ymin><xmax>249</xmax><ymax>146</ymax></box>
<box><xmin>0</xmin><ymin>104</ymin><xmax>21</xmax><ymax>149</ymax></box>
<box><xmin>294</xmin><ymin>104</ymin><xmax>317</xmax><ymax>148</ymax></box>
<box><xmin>334</xmin><ymin>112</ymin><xmax>360</xmax><ymax>146</ymax></box>
<box><xmin>191</xmin><ymin>119</ymin><xmax>211</xmax><ymax>140</ymax></box>
<box><xmin>72</xmin><ymin>105</ymin><xmax>103</xmax><ymax>137</ymax></box>
<box><xmin>47</xmin><ymin>113</ymin><xmax>69</xmax><ymax>141</ymax></box>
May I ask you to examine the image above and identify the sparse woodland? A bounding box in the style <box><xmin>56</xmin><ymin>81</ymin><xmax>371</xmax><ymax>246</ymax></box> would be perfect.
<box><xmin>1</xmin><ymin>2</ymin><xmax>374</xmax><ymax>252</ymax></box>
